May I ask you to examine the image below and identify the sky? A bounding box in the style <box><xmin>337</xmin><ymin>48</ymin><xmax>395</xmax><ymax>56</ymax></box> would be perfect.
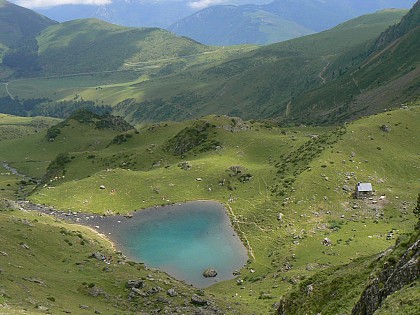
<box><xmin>14</xmin><ymin>0</ymin><xmax>112</xmax><ymax>8</ymax></box>
<box><xmin>11</xmin><ymin>0</ymin><xmax>265</xmax><ymax>10</ymax></box>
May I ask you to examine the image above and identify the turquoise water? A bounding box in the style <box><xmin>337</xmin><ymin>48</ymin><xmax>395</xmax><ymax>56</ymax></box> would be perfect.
<box><xmin>99</xmin><ymin>201</ymin><xmax>248</xmax><ymax>288</ymax></box>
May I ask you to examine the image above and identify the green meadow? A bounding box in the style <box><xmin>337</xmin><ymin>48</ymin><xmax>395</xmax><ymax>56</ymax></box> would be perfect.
<box><xmin>0</xmin><ymin>104</ymin><xmax>418</xmax><ymax>314</ymax></box>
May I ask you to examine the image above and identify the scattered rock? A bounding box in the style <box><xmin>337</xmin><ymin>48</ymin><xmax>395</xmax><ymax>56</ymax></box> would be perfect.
<box><xmin>259</xmin><ymin>293</ymin><xmax>273</xmax><ymax>299</ymax></box>
<box><xmin>99</xmin><ymin>185</ymin><xmax>106</xmax><ymax>190</ymax></box>
<box><xmin>90</xmin><ymin>252</ymin><xmax>105</xmax><ymax>261</ymax></box>
<box><xmin>196</xmin><ymin>178</ymin><xmax>203</xmax><ymax>181</ymax></box>
<box><xmin>228</xmin><ymin>165</ymin><xmax>244</xmax><ymax>175</ymax></box>
<box><xmin>191</xmin><ymin>294</ymin><xmax>208</xmax><ymax>306</ymax></box>
<box><xmin>306</xmin><ymin>284</ymin><xmax>314</xmax><ymax>296</ymax></box>
<box><xmin>277</xmin><ymin>213</ymin><xmax>284</xmax><ymax>222</ymax></box>
<box><xmin>79</xmin><ymin>305</ymin><xmax>89</xmax><ymax>309</ymax></box>
<box><xmin>202</xmin><ymin>268</ymin><xmax>218</xmax><ymax>278</ymax></box>
<box><xmin>126</xmin><ymin>279</ymin><xmax>145</xmax><ymax>289</ymax></box>
<box><xmin>20</xmin><ymin>243</ymin><xmax>30</xmax><ymax>250</ymax></box>
<box><xmin>167</xmin><ymin>288</ymin><xmax>178</xmax><ymax>297</ymax></box>
<box><xmin>178</xmin><ymin>161</ymin><xmax>191</xmax><ymax>170</ymax></box>
<box><xmin>380</xmin><ymin>124</ymin><xmax>391</xmax><ymax>133</ymax></box>
<box><xmin>35</xmin><ymin>305</ymin><xmax>49</xmax><ymax>311</ymax></box>
<box><xmin>129</xmin><ymin>287</ymin><xmax>147</xmax><ymax>299</ymax></box>
<box><xmin>146</xmin><ymin>287</ymin><xmax>163</xmax><ymax>295</ymax></box>
<box><xmin>23</xmin><ymin>277</ymin><xmax>45</xmax><ymax>285</ymax></box>
<box><xmin>322</xmin><ymin>238</ymin><xmax>332</xmax><ymax>246</ymax></box>
<box><xmin>342</xmin><ymin>185</ymin><xmax>353</xmax><ymax>192</ymax></box>
<box><xmin>0</xmin><ymin>251</ymin><xmax>8</xmax><ymax>256</ymax></box>
<box><xmin>89</xmin><ymin>286</ymin><xmax>107</xmax><ymax>298</ymax></box>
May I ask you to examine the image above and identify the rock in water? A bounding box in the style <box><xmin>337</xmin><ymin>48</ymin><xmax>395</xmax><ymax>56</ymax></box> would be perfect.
<box><xmin>202</xmin><ymin>268</ymin><xmax>218</xmax><ymax>278</ymax></box>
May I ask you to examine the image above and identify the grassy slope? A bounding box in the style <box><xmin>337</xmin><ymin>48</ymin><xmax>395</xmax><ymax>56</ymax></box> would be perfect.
<box><xmin>290</xmin><ymin>26</ymin><xmax>420</xmax><ymax>125</ymax></box>
<box><xmin>276</xmin><ymin>225</ymin><xmax>419</xmax><ymax>315</ymax></box>
<box><xmin>0</xmin><ymin>114</ymin><xmax>61</xmax><ymax>140</ymax></box>
<box><xmin>374</xmin><ymin>280</ymin><xmax>420</xmax><ymax>315</ymax></box>
<box><xmin>204</xmin><ymin>9</ymin><xmax>409</xmax><ymax>119</ymax></box>
<box><xmin>36</xmin><ymin>18</ymin><xmax>213</xmax><ymax>75</ymax></box>
<box><xmin>0</xmin><ymin>115</ymin><xmax>62</xmax><ymax>200</ymax></box>
<box><xmin>0</xmin><ymin>105</ymin><xmax>417</xmax><ymax>313</ymax></box>
<box><xmin>0</xmin><ymin>209</ymin><xmax>221</xmax><ymax>314</ymax></box>
<box><xmin>2</xmin><ymin>10</ymin><xmax>406</xmax><ymax>125</ymax></box>
<box><xmin>0</xmin><ymin>0</ymin><xmax>56</xmax><ymax>48</ymax></box>
<box><xmin>101</xmin><ymin>9</ymin><xmax>407</xmax><ymax>124</ymax></box>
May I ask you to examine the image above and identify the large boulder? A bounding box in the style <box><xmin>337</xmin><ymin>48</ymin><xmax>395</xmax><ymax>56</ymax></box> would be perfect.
<box><xmin>191</xmin><ymin>294</ymin><xmax>208</xmax><ymax>305</ymax></box>
<box><xmin>202</xmin><ymin>268</ymin><xmax>218</xmax><ymax>278</ymax></box>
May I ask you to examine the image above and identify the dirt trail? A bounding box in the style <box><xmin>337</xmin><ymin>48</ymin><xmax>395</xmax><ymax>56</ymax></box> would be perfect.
<box><xmin>3</xmin><ymin>83</ymin><xmax>14</xmax><ymax>100</ymax></box>
<box><xmin>226</xmin><ymin>203</ymin><xmax>256</xmax><ymax>261</ymax></box>
<box><xmin>318</xmin><ymin>58</ymin><xmax>330</xmax><ymax>84</ymax></box>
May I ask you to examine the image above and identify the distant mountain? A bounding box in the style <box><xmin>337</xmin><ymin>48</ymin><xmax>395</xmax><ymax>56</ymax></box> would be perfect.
<box><xmin>169</xmin><ymin>0</ymin><xmax>416</xmax><ymax>45</ymax></box>
<box><xmin>0</xmin><ymin>1</ymin><xmax>210</xmax><ymax>77</ymax></box>
<box><xmin>168</xmin><ymin>5</ymin><xmax>313</xmax><ymax>45</ymax></box>
<box><xmin>0</xmin><ymin>0</ymin><xmax>56</xmax><ymax>47</ymax></box>
<box><xmin>263</xmin><ymin>0</ymin><xmax>417</xmax><ymax>31</ymax></box>
<box><xmin>34</xmin><ymin>0</ymin><xmax>195</xmax><ymax>29</ymax></box>
<box><xmin>17</xmin><ymin>0</ymin><xmax>270</xmax><ymax>29</ymax></box>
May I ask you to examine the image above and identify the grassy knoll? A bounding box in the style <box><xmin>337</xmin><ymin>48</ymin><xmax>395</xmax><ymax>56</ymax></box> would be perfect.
<box><xmin>0</xmin><ymin>107</ymin><xmax>419</xmax><ymax>314</ymax></box>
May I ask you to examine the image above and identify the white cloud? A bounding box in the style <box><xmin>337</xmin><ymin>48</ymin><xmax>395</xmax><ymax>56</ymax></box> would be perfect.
<box><xmin>188</xmin><ymin>0</ymin><xmax>227</xmax><ymax>10</ymax></box>
<box><xmin>14</xmin><ymin>0</ymin><xmax>113</xmax><ymax>9</ymax></box>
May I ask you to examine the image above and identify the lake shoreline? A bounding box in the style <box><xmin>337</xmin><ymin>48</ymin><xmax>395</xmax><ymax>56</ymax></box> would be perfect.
<box><xmin>17</xmin><ymin>200</ymin><xmax>248</xmax><ymax>288</ymax></box>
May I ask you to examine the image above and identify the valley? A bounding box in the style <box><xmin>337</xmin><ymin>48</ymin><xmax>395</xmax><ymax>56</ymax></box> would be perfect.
<box><xmin>0</xmin><ymin>0</ymin><xmax>419</xmax><ymax>314</ymax></box>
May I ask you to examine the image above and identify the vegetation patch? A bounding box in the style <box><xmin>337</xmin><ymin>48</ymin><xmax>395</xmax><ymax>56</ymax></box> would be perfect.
<box><xmin>165</xmin><ymin>120</ymin><xmax>221</xmax><ymax>156</ymax></box>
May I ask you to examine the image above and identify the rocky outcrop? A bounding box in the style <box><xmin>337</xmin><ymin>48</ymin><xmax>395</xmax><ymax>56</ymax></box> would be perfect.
<box><xmin>191</xmin><ymin>294</ymin><xmax>208</xmax><ymax>305</ymax></box>
<box><xmin>351</xmin><ymin>238</ymin><xmax>419</xmax><ymax>315</ymax></box>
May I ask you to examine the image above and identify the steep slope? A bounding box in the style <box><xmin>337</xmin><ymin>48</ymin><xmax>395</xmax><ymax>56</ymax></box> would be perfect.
<box><xmin>277</xmin><ymin>227</ymin><xmax>419</xmax><ymax>315</ymax></box>
<box><xmin>287</xmin><ymin>1</ymin><xmax>420</xmax><ymax>125</ymax></box>
<box><xmin>114</xmin><ymin>9</ymin><xmax>407</xmax><ymax>123</ymax></box>
<box><xmin>0</xmin><ymin>0</ymin><xmax>56</xmax><ymax>47</ymax></box>
<box><xmin>168</xmin><ymin>5</ymin><xmax>313</xmax><ymax>45</ymax></box>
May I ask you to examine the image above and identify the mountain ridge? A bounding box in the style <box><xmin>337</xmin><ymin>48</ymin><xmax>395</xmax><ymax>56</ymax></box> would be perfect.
<box><xmin>169</xmin><ymin>0</ymin><xmax>416</xmax><ymax>45</ymax></box>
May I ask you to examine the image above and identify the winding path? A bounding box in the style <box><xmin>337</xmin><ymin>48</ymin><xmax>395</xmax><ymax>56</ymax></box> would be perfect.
<box><xmin>3</xmin><ymin>83</ymin><xmax>14</xmax><ymax>100</ymax></box>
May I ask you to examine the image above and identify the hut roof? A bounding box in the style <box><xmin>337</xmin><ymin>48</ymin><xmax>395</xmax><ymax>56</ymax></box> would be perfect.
<box><xmin>357</xmin><ymin>183</ymin><xmax>372</xmax><ymax>192</ymax></box>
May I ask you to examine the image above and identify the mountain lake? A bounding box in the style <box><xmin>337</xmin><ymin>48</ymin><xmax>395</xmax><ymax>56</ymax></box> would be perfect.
<box><xmin>88</xmin><ymin>200</ymin><xmax>248</xmax><ymax>288</ymax></box>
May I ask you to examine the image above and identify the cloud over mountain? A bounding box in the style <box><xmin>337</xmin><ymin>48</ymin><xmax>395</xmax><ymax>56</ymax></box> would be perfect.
<box><xmin>188</xmin><ymin>0</ymin><xmax>227</xmax><ymax>10</ymax></box>
<box><xmin>15</xmin><ymin>0</ymin><xmax>112</xmax><ymax>9</ymax></box>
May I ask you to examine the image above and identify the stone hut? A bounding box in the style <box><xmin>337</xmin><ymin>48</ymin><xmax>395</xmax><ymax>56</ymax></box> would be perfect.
<box><xmin>355</xmin><ymin>182</ymin><xmax>373</xmax><ymax>199</ymax></box>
